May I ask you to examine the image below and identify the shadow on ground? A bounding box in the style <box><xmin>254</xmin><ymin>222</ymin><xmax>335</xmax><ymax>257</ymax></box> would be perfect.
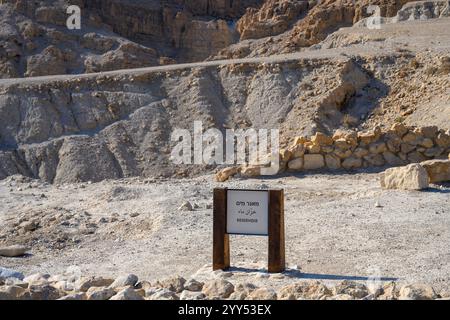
<box><xmin>228</xmin><ymin>266</ymin><xmax>398</xmax><ymax>282</ymax></box>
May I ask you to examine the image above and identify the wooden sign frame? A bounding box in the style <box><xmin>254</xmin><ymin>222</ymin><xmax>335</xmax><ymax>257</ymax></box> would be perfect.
<box><xmin>213</xmin><ymin>188</ymin><xmax>285</xmax><ymax>273</ymax></box>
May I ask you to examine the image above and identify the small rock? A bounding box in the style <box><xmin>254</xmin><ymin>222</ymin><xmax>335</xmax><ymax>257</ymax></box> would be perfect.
<box><xmin>246</xmin><ymin>288</ymin><xmax>277</xmax><ymax>300</ymax></box>
<box><xmin>399</xmin><ymin>284</ymin><xmax>437</xmax><ymax>300</ymax></box>
<box><xmin>0</xmin><ymin>285</ymin><xmax>26</xmax><ymax>300</ymax></box>
<box><xmin>148</xmin><ymin>288</ymin><xmax>179</xmax><ymax>300</ymax></box>
<box><xmin>86</xmin><ymin>286</ymin><xmax>116</xmax><ymax>300</ymax></box>
<box><xmin>0</xmin><ymin>245</ymin><xmax>30</xmax><ymax>257</ymax></box>
<box><xmin>330</xmin><ymin>293</ymin><xmax>354</xmax><ymax>300</ymax></box>
<box><xmin>157</xmin><ymin>275</ymin><xmax>186</xmax><ymax>293</ymax></box>
<box><xmin>180</xmin><ymin>290</ymin><xmax>206</xmax><ymax>300</ymax></box>
<box><xmin>228</xmin><ymin>291</ymin><xmax>248</xmax><ymax>300</ymax></box>
<box><xmin>332</xmin><ymin>281</ymin><xmax>369</xmax><ymax>299</ymax></box>
<box><xmin>110</xmin><ymin>287</ymin><xmax>144</xmax><ymax>300</ymax></box>
<box><xmin>178</xmin><ymin>201</ymin><xmax>194</xmax><ymax>211</ymax></box>
<box><xmin>202</xmin><ymin>279</ymin><xmax>234</xmax><ymax>299</ymax></box>
<box><xmin>58</xmin><ymin>293</ymin><xmax>87</xmax><ymax>300</ymax></box>
<box><xmin>27</xmin><ymin>284</ymin><xmax>63</xmax><ymax>300</ymax></box>
<box><xmin>109</xmin><ymin>274</ymin><xmax>139</xmax><ymax>289</ymax></box>
<box><xmin>75</xmin><ymin>276</ymin><xmax>115</xmax><ymax>292</ymax></box>
<box><xmin>20</xmin><ymin>221</ymin><xmax>38</xmax><ymax>232</ymax></box>
<box><xmin>184</xmin><ymin>278</ymin><xmax>204</xmax><ymax>292</ymax></box>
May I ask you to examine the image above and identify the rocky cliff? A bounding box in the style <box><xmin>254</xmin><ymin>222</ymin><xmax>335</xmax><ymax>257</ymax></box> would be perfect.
<box><xmin>0</xmin><ymin>0</ymin><xmax>265</xmax><ymax>78</ymax></box>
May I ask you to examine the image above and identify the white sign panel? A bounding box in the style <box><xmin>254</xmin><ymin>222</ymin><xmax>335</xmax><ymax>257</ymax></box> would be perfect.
<box><xmin>226</xmin><ymin>190</ymin><xmax>269</xmax><ymax>236</ymax></box>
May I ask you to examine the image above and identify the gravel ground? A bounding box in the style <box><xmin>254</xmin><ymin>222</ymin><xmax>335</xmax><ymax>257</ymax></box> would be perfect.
<box><xmin>1</xmin><ymin>170</ymin><xmax>449</xmax><ymax>291</ymax></box>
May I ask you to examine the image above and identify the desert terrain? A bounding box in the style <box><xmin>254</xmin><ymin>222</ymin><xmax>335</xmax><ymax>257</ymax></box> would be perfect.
<box><xmin>0</xmin><ymin>0</ymin><xmax>449</xmax><ymax>300</ymax></box>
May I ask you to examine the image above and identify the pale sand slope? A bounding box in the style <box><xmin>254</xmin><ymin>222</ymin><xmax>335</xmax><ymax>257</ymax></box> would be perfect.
<box><xmin>0</xmin><ymin>171</ymin><xmax>449</xmax><ymax>291</ymax></box>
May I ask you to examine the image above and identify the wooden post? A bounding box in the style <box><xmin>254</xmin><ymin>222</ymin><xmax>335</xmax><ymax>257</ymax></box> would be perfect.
<box><xmin>213</xmin><ymin>188</ymin><xmax>230</xmax><ymax>270</ymax></box>
<box><xmin>268</xmin><ymin>189</ymin><xmax>285</xmax><ymax>273</ymax></box>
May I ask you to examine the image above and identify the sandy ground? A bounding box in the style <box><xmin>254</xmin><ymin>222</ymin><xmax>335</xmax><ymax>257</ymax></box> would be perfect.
<box><xmin>1</xmin><ymin>170</ymin><xmax>449</xmax><ymax>290</ymax></box>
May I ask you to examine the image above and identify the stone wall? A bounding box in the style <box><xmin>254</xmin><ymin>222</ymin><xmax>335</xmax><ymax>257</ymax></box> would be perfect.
<box><xmin>216</xmin><ymin>123</ymin><xmax>450</xmax><ymax>181</ymax></box>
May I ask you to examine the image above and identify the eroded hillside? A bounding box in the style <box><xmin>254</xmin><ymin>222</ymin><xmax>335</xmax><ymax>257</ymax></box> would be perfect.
<box><xmin>0</xmin><ymin>14</ymin><xmax>449</xmax><ymax>183</ymax></box>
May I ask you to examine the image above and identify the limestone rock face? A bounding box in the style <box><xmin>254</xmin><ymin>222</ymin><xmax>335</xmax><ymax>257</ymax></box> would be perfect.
<box><xmin>380</xmin><ymin>163</ymin><xmax>429</xmax><ymax>190</ymax></box>
<box><xmin>25</xmin><ymin>46</ymin><xmax>70</xmax><ymax>77</ymax></box>
<box><xmin>237</xmin><ymin>0</ymin><xmax>309</xmax><ymax>40</ymax></box>
<box><xmin>84</xmin><ymin>43</ymin><xmax>158</xmax><ymax>73</ymax></box>
<box><xmin>420</xmin><ymin>159</ymin><xmax>450</xmax><ymax>183</ymax></box>
<box><xmin>0</xmin><ymin>0</ymin><xmax>262</xmax><ymax>78</ymax></box>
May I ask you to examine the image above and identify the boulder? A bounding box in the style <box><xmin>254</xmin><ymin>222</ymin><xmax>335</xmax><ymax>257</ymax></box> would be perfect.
<box><xmin>417</xmin><ymin>126</ymin><xmax>438</xmax><ymax>139</ymax></box>
<box><xmin>334</xmin><ymin>138</ymin><xmax>351</xmax><ymax>150</ymax></box>
<box><xmin>333</xmin><ymin>148</ymin><xmax>352</xmax><ymax>159</ymax></box>
<box><xmin>157</xmin><ymin>275</ymin><xmax>186</xmax><ymax>293</ymax></box>
<box><xmin>407</xmin><ymin>151</ymin><xmax>427</xmax><ymax>163</ymax></box>
<box><xmin>418</xmin><ymin>138</ymin><xmax>434</xmax><ymax>148</ymax></box>
<box><xmin>386</xmin><ymin>136</ymin><xmax>402</xmax><ymax>153</ymax></box>
<box><xmin>420</xmin><ymin>159</ymin><xmax>450</xmax><ymax>183</ymax></box>
<box><xmin>215</xmin><ymin>166</ymin><xmax>239</xmax><ymax>182</ymax></box>
<box><xmin>332</xmin><ymin>280</ymin><xmax>369</xmax><ymax>299</ymax></box>
<box><xmin>380</xmin><ymin>164</ymin><xmax>429</xmax><ymax>190</ymax></box>
<box><xmin>342</xmin><ymin>157</ymin><xmax>362</xmax><ymax>169</ymax></box>
<box><xmin>148</xmin><ymin>288</ymin><xmax>179</xmax><ymax>300</ymax></box>
<box><xmin>27</xmin><ymin>284</ymin><xmax>63</xmax><ymax>300</ymax></box>
<box><xmin>402</xmin><ymin>132</ymin><xmax>421</xmax><ymax>145</ymax></box>
<box><xmin>399</xmin><ymin>284</ymin><xmax>437</xmax><ymax>300</ymax></box>
<box><xmin>86</xmin><ymin>287</ymin><xmax>116</xmax><ymax>300</ymax></box>
<box><xmin>303</xmin><ymin>154</ymin><xmax>324</xmax><ymax>170</ymax></box>
<box><xmin>288</xmin><ymin>144</ymin><xmax>305</xmax><ymax>157</ymax></box>
<box><xmin>363</xmin><ymin>154</ymin><xmax>385</xmax><ymax>167</ymax></box>
<box><xmin>278</xmin><ymin>281</ymin><xmax>331</xmax><ymax>300</ymax></box>
<box><xmin>377</xmin><ymin>282</ymin><xmax>399</xmax><ymax>300</ymax></box>
<box><xmin>287</xmin><ymin>157</ymin><xmax>303</xmax><ymax>170</ymax></box>
<box><xmin>75</xmin><ymin>276</ymin><xmax>114</xmax><ymax>292</ymax></box>
<box><xmin>246</xmin><ymin>287</ymin><xmax>277</xmax><ymax>300</ymax></box>
<box><xmin>400</xmin><ymin>143</ymin><xmax>415</xmax><ymax>154</ymax></box>
<box><xmin>240</xmin><ymin>165</ymin><xmax>261</xmax><ymax>177</ymax></box>
<box><xmin>358</xmin><ymin>131</ymin><xmax>378</xmax><ymax>145</ymax></box>
<box><xmin>184</xmin><ymin>279</ymin><xmax>204</xmax><ymax>292</ymax></box>
<box><xmin>382</xmin><ymin>151</ymin><xmax>405</xmax><ymax>166</ymax></box>
<box><xmin>306</xmin><ymin>143</ymin><xmax>321</xmax><ymax>154</ymax></box>
<box><xmin>369</xmin><ymin>142</ymin><xmax>387</xmax><ymax>154</ymax></box>
<box><xmin>390</xmin><ymin>123</ymin><xmax>408</xmax><ymax>137</ymax></box>
<box><xmin>353</xmin><ymin>147</ymin><xmax>369</xmax><ymax>158</ymax></box>
<box><xmin>325</xmin><ymin>154</ymin><xmax>341</xmax><ymax>170</ymax></box>
<box><xmin>202</xmin><ymin>279</ymin><xmax>234</xmax><ymax>299</ymax></box>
